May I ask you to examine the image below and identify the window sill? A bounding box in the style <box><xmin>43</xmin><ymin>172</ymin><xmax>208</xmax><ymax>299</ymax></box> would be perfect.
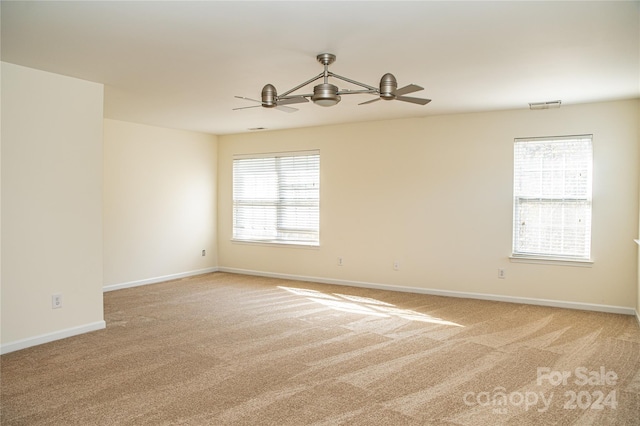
<box><xmin>509</xmin><ymin>255</ymin><xmax>593</xmax><ymax>267</ymax></box>
<box><xmin>231</xmin><ymin>239</ymin><xmax>320</xmax><ymax>249</ymax></box>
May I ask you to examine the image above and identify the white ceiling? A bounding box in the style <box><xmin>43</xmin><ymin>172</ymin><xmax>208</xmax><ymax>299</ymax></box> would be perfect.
<box><xmin>2</xmin><ymin>1</ymin><xmax>639</xmax><ymax>135</ymax></box>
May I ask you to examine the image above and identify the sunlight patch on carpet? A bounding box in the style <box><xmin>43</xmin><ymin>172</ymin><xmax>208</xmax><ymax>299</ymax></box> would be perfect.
<box><xmin>278</xmin><ymin>286</ymin><xmax>464</xmax><ymax>326</ymax></box>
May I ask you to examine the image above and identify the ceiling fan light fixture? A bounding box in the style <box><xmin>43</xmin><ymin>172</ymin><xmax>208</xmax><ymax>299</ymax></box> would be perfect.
<box><xmin>312</xmin><ymin>83</ymin><xmax>341</xmax><ymax>107</ymax></box>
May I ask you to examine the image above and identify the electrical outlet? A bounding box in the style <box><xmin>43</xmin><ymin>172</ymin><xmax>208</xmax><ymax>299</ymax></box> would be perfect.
<box><xmin>337</xmin><ymin>257</ymin><xmax>343</xmax><ymax>266</ymax></box>
<box><xmin>202</xmin><ymin>249</ymin><xmax>206</xmax><ymax>256</ymax></box>
<box><xmin>393</xmin><ymin>260</ymin><xmax>400</xmax><ymax>271</ymax></box>
<box><xmin>52</xmin><ymin>294</ymin><xmax>63</xmax><ymax>309</ymax></box>
<box><xmin>498</xmin><ymin>268</ymin><xmax>506</xmax><ymax>279</ymax></box>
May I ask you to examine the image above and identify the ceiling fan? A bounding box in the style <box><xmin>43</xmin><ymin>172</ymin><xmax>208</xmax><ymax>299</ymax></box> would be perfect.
<box><xmin>234</xmin><ymin>53</ymin><xmax>431</xmax><ymax>112</ymax></box>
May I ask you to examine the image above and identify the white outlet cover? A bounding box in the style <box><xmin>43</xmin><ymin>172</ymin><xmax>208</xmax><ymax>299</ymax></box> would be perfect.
<box><xmin>52</xmin><ymin>294</ymin><xmax>63</xmax><ymax>309</ymax></box>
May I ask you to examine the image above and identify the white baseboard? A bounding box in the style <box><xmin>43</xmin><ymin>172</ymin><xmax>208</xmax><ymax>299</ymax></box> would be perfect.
<box><xmin>2</xmin><ymin>268</ymin><xmax>218</xmax><ymax>354</ymax></box>
<box><xmin>6</xmin><ymin>269</ymin><xmax>632</xmax><ymax>354</ymax></box>
<box><xmin>636</xmin><ymin>310</ymin><xmax>640</xmax><ymax>327</ymax></box>
<box><xmin>1</xmin><ymin>321</ymin><xmax>106</xmax><ymax>355</ymax></box>
<box><xmin>218</xmin><ymin>267</ymin><xmax>636</xmax><ymax>316</ymax></box>
<box><xmin>103</xmin><ymin>267</ymin><xmax>219</xmax><ymax>292</ymax></box>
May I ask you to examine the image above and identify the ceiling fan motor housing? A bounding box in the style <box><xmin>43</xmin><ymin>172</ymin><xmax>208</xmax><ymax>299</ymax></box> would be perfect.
<box><xmin>380</xmin><ymin>73</ymin><xmax>398</xmax><ymax>100</ymax></box>
<box><xmin>261</xmin><ymin>84</ymin><xmax>277</xmax><ymax>108</ymax></box>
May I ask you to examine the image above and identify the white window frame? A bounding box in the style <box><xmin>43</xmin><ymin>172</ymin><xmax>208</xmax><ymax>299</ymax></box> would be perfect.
<box><xmin>511</xmin><ymin>135</ymin><xmax>593</xmax><ymax>263</ymax></box>
<box><xmin>232</xmin><ymin>150</ymin><xmax>320</xmax><ymax>246</ymax></box>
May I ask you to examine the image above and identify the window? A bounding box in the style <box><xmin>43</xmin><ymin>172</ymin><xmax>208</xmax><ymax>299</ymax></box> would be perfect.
<box><xmin>233</xmin><ymin>150</ymin><xmax>319</xmax><ymax>246</ymax></box>
<box><xmin>512</xmin><ymin>135</ymin><xmax>592</xmax><ymax>261</ymax></box>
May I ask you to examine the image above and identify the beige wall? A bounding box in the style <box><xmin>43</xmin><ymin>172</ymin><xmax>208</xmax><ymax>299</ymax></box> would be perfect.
<box><xmin>218</xmin><ymin>99</ymin><xmax>639</xmax><ymax>310</ymax></box>
<box><xmin>1</xmin><ymin>63</ymin><xmax>105</xmax><ymax>351</ymax></box>
<box><xmin>103</xmin><ymin>119</ymin><xmax>218</xmax><ymax>288</ymax></box>
<box><xmin>2</xmin><ymin>62</ymin><xmax>635</xmax><ymax>354</ymax></box>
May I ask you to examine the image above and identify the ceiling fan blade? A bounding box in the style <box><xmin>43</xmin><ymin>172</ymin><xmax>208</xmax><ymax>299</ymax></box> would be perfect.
<box><xmin>277</xmin><ymin>96</ymin><xmax>309</xmax><ymax>106</ymax></box>
<box><xmin>234</xmin><ymin>95</ymin><xmax>263</xmax><ymax>104</ymax></box>
<box><xmin>276</xmin><ymin>105</ymin><xmax>298</xmax><ymax>113</ymax></box>
<box><xmin>359</xmin><ymin>98</ymin><xmax>381</xmax><ymax>105</ymax></box>
<box><xmin>232</xmin><ymin>105</ymin><xmax>262</xmax><ymax>111</ymax></box>
<box><xmin>396</xmin><ymin>95</ymin><xmax>431</xmax><ymax>105</ymax></box>
<box><xmin>394</xmin><ymin>84</ymin><xmax>424</xmax><ymax>97</ymax></box>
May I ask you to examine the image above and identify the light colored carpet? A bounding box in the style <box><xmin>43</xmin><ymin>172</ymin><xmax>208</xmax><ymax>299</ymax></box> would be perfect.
<box><xmin>2</xmin><ymin>272</ymin><xmax>639</xmax><ymax>425</ymax></box>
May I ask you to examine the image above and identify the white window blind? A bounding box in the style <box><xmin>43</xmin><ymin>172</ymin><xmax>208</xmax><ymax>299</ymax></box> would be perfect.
<box><xmin>233</xmin><ymin>150</ymin><xmax>319</xmax><ymax>245</ymax></box>
<box><xmin>513</xmin><ymin>135</ymin><xmax>592</xmax><ymax>260</ymax></box>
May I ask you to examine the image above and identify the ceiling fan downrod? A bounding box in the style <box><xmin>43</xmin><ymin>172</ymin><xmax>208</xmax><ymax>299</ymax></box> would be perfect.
<box><xmin>312</xmin><ymin>53</ymin><xmax>341</xmax><ymax>107</ymax></box>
